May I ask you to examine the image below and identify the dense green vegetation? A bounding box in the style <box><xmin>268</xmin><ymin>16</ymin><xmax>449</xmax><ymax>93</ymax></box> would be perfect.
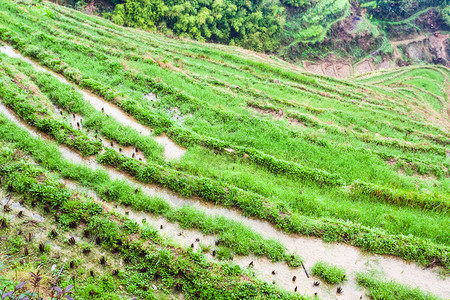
<box><xmin>311</xmin><ymin>261</ymin><xmax>346</xmax><ymax>285</ymax></box>
<box><xmin>0</xmin><ymin>0</ymin><xmax>449</xmax><ymax>261</ymax></box>
<box><xmin>98</xmin><ymin>0</ymin><xmax>449</xmax><ymax>62</ymax></box>
<box><xmin>0</xmin><ymin>0</ymin><xmax>448</xmax><ymax>298</ymax></box>
<box><xmin>109</xmin><ymin>0</ymin><xmax>285</xmax><ymax>51</ymax></box>
<box><xmin>357</xmin><ymin>273</ymin><xmax>441</xmax><ymax>300</ymax></box>
<box><xmin>0</xmin><ymin>139</ymin><xmax>302</xmax><ymax>299</ymax></box>
<box><xmin>365</xmin><ymin>0</ymin><xmax>446</xmax><ymax>21</ymax></box>
<box><xmin>0</xmin><ymin>59</ymin><xmax>302</xmax><ymax>266</ymax></box>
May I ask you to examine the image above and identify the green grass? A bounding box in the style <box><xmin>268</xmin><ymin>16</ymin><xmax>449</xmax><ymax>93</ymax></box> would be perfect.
<box><xmin>357</xmin><ymin>273</ymin><xmax>441</xmax><ymax>300</ymax></box>
<box><xmin>311</xmin><ymin>261</ymin><xmax>346</xmax><ymax>284</ymax></box>
<box><xmin>0</xmin><ymin>0</ymin><xmax>448</xmax><ymax>279</ymax></box>
<box><xmin>0</xmin><ymin>140</ymin><xmax>305</xmax><ymax>300</ymax></box>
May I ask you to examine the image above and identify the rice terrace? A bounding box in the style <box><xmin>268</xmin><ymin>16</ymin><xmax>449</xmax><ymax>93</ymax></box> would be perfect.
<box><xmin>0</xmin><ymin>0</ymin><xmax>448</xmax><ymax>299</ymax></box>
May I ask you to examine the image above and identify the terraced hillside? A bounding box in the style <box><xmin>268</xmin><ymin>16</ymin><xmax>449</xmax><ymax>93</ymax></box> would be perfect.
<box><xmin>0</xmin><ymin>0</ymin><xmax>448</xmax><ymax>299</ymax></box>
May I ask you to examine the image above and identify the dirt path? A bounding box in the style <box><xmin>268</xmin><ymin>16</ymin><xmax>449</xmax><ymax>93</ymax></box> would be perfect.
<box><xmin>391</xmin><ymin>34</ymin><xmax>430</xmax><ymax>46</ymax></box>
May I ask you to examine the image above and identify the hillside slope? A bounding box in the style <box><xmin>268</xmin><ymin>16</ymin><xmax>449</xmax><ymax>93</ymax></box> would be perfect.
<box><xmin>0</xmin><ymin>0</ymin><xmax>449</xmax><ymax>299</ymax></box>
<box><xmin>71</xmin><ymin>0</ymin><xmax>450</xmax><ymax>75</ymax></box>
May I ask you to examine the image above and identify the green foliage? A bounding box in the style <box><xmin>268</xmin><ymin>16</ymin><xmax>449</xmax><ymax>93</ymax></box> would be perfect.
<box><xmin>280</xmin><ymin>0</ymin><xmax>312</xmax><ymax>8</ymax></box>
<box><xmin>442</xmin><ymin>5</ymin><xmax>450</xmax><ymax>27</ymax></box>
<box><xmin>357</xmin><ymin>272</ymin><xmax>441</xmax><ymax>300</ymax></box>
<box><xmin>351</xmin><ymin>181</ymin><xmax>449</xmax><ymax>213</ymax></box>
<box><xmin>0</xmin><ymin>150</ymin><xmax>305</xmax><ymax>299</ymax></box>
<box><xmin>215</xmin><ymin>247</ymin><xmax>234</xmax><ymax>261</ymax></box>
<box><xmin>311</xmin><ymin>261</ymin><xmax>346</xmax><ymax>284</ymax></box>
<box><xmin>0</xmin><ymin>63</ymin><xmax>102</xmax><ymax>156</ymax></box>
<box><xmin>0</xmin><ymin>0</ymin><xmax>449</xmax><ymax>275</ymax></box>
<box><xmin>369</xmin><ymin>0</ymin><xmax>446</xmax><ymax>21</ymax></box>
<box><xmin>7</xmin><ymin>235</ymin><xmax>24</xmax><ymax>254</ymax></box>
<box><xmin>111</xmin><ymin>0</ymin><xmax>285</xmax><ymax>51</ymax></box>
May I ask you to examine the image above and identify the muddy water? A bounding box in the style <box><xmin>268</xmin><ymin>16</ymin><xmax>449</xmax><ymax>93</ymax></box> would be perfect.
<box><xmin>154</xmin><ymin>134</ymin><xmax>186</xmax><ymax>160</ymax></box>
<box><xmin>1</xmin><ymin>47</ymin><xmax>448</xmax><ymax>299</ymax></box>
<box><xmin>0</xmin><ymin>45</ymin><xmax>47</xmax><ymax>72</ymax></box>
<box><xmin>0</xmin><ymin>102</ymin><xmax>41</xmax><ymax>139</ymax></box>
<box><xmin>0</xmin><ymin>44</ymin><xmax>186</xmax><ymax>160</ymax></box>
<box><xmin>62</xmin><ymin>179</ymin><xmax>216</xmax><ymax>252</ymax></box>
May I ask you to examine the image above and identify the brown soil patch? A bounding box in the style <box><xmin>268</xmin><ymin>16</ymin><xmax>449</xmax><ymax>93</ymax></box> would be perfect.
<box><xmin>304</xmin><ymin>55</ymin><xmax>353</xmax><ymax>78</ymax></box>
<box><xmin>287</xmin><ymin>117</ymin><xmax>307</xmax><ymax>127</ymax></box>
<box><xmin>354</xmin><ymin>59</ymin><xmax>373</xmax><ymax>74</ymax></box>
<box><xmin>251</xmin><ymin>106</ymin><xmax>284</xmax><ymax>121</ymax></box>
<box><xmin>303</xmin><ymin>61</ymin><xmax>324</xmax><ymax>75</ymax></box>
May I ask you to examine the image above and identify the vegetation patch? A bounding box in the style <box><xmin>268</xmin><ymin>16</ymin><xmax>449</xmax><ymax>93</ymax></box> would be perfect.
<box><xmin>311</xmin><ymin>261</ymin><xmax>346</xmax><ymax>285</ymax></box>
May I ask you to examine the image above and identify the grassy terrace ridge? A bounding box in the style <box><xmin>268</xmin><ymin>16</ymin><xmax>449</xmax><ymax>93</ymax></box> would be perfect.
<box><xmin>356</xmin><ymin>273</ymin><xmax>442</xmax><ymax>300</ymax></box>
<box><xmin>0</xmin><ymin>60</ymin><xmax>303</xmax><ymax>266</ymax></box>
<box><xmin>0</xmin><ymin>1</ymin><xmax>449</xmax><ymax>265</ymax></box>
<box><xmin>0</xmin><ymin>142</ymin><xmax>303</xmax><ymax>300</ymax></box>
<box><xmin>0</xmin><ymin>0</ymin><xmax>449</xmax><ymax>275</ymax></box>
<box><xmin>1</xmin><ymin>88</ymin><xmax>448</xmax><ymax>265</ymax></box>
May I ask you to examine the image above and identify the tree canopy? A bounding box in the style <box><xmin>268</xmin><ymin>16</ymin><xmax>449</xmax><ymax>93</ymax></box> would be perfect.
<box><xmin>111</xmin><ymin>0</ymin><xmax>285</xmax><ymax>51</ymax></box>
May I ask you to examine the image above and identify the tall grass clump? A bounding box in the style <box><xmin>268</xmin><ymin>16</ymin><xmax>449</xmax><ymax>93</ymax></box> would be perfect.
<box><xmin>311</xmin><ymin>261</ymin><xmax>346</xmax><ymax>284</ymax></box>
